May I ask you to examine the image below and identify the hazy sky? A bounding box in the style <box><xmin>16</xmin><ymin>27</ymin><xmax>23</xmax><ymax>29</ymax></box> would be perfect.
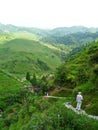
<box><xmin>0</xmin><ymin>0</ymin><xmax>98</xmax><ymax>28</ymax></box>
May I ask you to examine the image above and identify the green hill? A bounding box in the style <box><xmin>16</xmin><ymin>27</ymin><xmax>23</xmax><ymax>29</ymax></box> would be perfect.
<box><xmin>50</xmin><ymin>26</ymin><xmax>98</xmax><ymax>36</ymax></box>
<box><xmin>0</xmin><ymin>24</ymin><xmax>98</xmax><ymax>129</ymax></box>
<box><xmin>54</xmin><ymin>41</ymin><xmax>98</xmax><ymax>115</ymax></box>
<box><xmin>41</xmin><ymin>31</ymin><xmax>98</xmax><ymax>45</ymax></box>
<box><xmin>0</xmin><ymin>38</ymin><xmax>65</xmax><ymax>78</ymax></box>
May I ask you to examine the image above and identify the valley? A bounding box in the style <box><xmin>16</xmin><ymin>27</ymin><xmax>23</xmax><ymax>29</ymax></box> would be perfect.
<box><xmin>0</xmin><ymin>23</ymin><xmax>98</xmax><ymax>129</ymax></box>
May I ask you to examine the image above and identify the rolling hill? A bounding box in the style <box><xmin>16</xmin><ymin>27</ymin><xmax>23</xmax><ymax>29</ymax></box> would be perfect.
<box><xmin>0</xmin><ymin>38</ymin><xmax>65</xmax><ymax>78</ymax></box>
<box><xmin>41</xmin><ymin>31</ymin><xmax>98</xmax><ymax>45</ymax></box>
<box><xmin>0</xmin><ymin>23</ymin><xmax>98</xmax><ymax>79</ymax></box>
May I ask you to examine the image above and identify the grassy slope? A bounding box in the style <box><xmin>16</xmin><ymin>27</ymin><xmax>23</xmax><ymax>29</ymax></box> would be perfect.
<box><xmin>0</xmin><ymin>70</ymin><xmax>24</xmax><ymax>109</ymax></box>
<box><xmin>0</xmin><ymin>70</ymin><xmax>22</xmax><ymax>91</ymax></box>
<box><xmin>0</xmin><ymin>35</ymin><xmax>98</xmax><ymax>129</ymax></box>
<box><xmin>0</xmin><ymin>31</ymin><xmax>83</xmax><ymax>79</ymax></box>
<box><xmin>0</xmin><ymin>32</ymin><xmax>40</xmax><ymax>44</ymax></box>
<box><xmin>0</xmin><ymin>94</ymin><xmax>98</xmax><ymax>130</ymax></box>
<box><xmin>54</xmin><ymin>41</ymin><xmax>98</xmax><ymax>115</ymax></box>
<box><xmin>0</xmin><ymin>38</ymin><xmax>63</xmax><ymax>78</ymax></box>
<box><xmin>0</xmin><ymin>69</ymin><xmax>98</xmax><ymax>130</ymax></box>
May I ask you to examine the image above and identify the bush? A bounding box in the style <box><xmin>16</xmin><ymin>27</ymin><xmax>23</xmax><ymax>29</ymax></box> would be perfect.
<box><xmin>86</xmin><ymin>102</ymin><xmax>98</xmax><ymax>115</ymax></box>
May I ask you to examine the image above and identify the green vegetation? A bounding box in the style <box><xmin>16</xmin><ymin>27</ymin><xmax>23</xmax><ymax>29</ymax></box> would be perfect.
<box><xmin>41</xmin><ymin>31</ymin><xmax>98</xmax><ymax>45</ymax></box>
<box><xmin>0</xmin><ymin>38</ymin><xmax>64</xmax><ymax>78</ymax></box>
<box><xmin>0</xmin><ymin>70</ymin><xmax>24</xmax><ymax>110</ymax></box>
<box><xmin>54</xmin><ymin>41</ymin><xmax>98</xmax><ymax>115</ymax></box>
<box><xmin>0</xmin><ymin>33</ymin><xmax>16</xmax><ymax>44</ymax></box>
<box><xmin>0</xmin><ymin>94</ymin><xmax>98</xmax><ymax>130</ymax></box>
<box><xmin>0</xmin><ymin>24</ymin><xmax>98</xmax><ymax>129</ymax></box>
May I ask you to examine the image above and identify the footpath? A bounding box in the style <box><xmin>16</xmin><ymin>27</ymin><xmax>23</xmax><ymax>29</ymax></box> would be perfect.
<box><xmin>44</xmin><ymin>96</ymin><xmax>98</xmax><ymax>121</ymax></box>
<box><xmin>65</xmin><ymin>102</ymin><xmax>98</xmax><ymax>120</ymax></box>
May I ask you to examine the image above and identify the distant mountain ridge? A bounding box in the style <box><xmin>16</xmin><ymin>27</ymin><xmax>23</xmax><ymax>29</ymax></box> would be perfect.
<box><xmin>0</xmin><ymin>23</ymin><xmax>98</xmax><ymax>35</ymax></box>
<box><xmin>50</xmin><ymin>26</ymin><xmax>98</xmax><ymax>36</ymax></box>
<box><xmin>41</xmin><ymin>31</ymin><xmax>98</xmax><ymax>45</ymax></box>
<box><xmin>0</xmin><ymin>23</ymin><xmax>49</xmax><ymax>36</ymax></box>
<box><xmin>1</xmin><ymin>23</ymin><xmax>98</xmax><ymax>45</ymax></box>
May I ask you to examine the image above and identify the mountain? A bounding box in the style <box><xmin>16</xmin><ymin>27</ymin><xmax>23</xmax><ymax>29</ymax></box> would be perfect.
<box><xmin>50</xmin><ymin>26</ymin><xmax>98</xmax><ymax>36</ymax></box>
<box><xmin>41</xmin><ymin>31</ymin><xmax>98</xmax><ymax>45</ymax></box>
<box><xmin>0</xmin><ymin>23</ymin><xmax>98</xmax><ymax>37</ymax></box>
<box><xmin>0</xmin><ymin>23</ymin><xmax>98</xmax><ymax>79</ymax></box>
<box><xmin>54</xmin><ymin>41</ymin><xmax>98</xmax><ymax>115</ymax></box>
<box><xmin>0</xmin><ymin>23</ymin><xmax>49</xmax><ymax>36</ymax></box>
<box><xmin>1</xmin><ymin>23</ymin><xmax>98</xmax><ymax>45</ymax></box>
<box><xmin>0</xmin><ymin>23</ymin><xmax>19</xmax><ymax>33</ymax></box>
<box><xmin>0</xmin><ymin>38</ymin><xmax>64</xmax><ymax>78</ymax></box>
<box><xmin>0</xmin><ymin>23</ymin><xmax>98</xmax><ymax>130</ymax></box>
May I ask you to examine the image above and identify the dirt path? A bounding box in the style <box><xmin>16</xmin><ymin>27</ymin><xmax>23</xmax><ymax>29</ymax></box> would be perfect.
<box><xmin>44</xmin><ymin>95</ymin><xmax>66</xmax><ymax>99</ymax></box>
<box><xmin>65</xmin><ymin>102</ymin><xmax>98</xmax><ymax>120</ymax></box>
<box><xmin>44</xmin><ymin>96</ymin><xmax>98</xmax><ymax>120</ymax></box>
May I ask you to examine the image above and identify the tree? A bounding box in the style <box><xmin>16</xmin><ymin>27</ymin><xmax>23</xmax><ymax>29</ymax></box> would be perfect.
<box><xmin>30</xmin><ymin>73</ymin><xmax>37</xmax><ymax>86</ymax></box>
<box><xmin>26</xmin><ymin>72</ymin><xmax>31</xmax><ymax>81</ymax></box>
<box><xmin>54</xmin><ymin>64</ymin><xmax>67</xmax><ymax>86</ymax></box>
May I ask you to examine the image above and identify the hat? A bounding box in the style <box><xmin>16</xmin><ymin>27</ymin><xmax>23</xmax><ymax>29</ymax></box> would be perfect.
<box><xmin>78</xmin><ymin>92</ymin><xmax>81</xmax><ymax>94</ymax></box>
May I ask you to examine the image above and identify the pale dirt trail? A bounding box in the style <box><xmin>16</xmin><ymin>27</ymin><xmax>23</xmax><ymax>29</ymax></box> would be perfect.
<box><xmin>44</xmin><ymin>96</ymin><xmax>98</xmax><ymax>120</ymax></box>
<box><xmin>65</xmin><ymin>102</ymin><xmax>98</xmax><ymax>120</ymax></box>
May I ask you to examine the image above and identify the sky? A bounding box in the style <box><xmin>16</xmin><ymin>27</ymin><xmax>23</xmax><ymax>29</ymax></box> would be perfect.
<box><xmin>0</xmin><ymin>0</ymin><xmax>98</xmax><ymax>28</ymax></box>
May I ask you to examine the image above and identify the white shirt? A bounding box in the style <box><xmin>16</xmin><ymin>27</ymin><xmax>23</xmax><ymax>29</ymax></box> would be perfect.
<box><xmin>76</xmin><ymin>94</ymin><xmax>83</xmax><ymax>102</ymax></box>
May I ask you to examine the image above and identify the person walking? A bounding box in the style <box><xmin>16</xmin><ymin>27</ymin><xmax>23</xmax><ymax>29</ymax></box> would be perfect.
<box><xmin>76</xmin><ymin>92</ymin><xmax>83</xmax><ymax>111</ymax></box>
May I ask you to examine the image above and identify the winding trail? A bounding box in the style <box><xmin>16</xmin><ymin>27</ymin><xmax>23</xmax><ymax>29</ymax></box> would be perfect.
<box><xmin>44</xmin><ymin>95</ymin><xmax>98</xmax><ymax>121</ymax></box>
<box><xmin>65</xmin><ymin>102</ymin><xmax>98</xmax><ymax>120</ymax></box>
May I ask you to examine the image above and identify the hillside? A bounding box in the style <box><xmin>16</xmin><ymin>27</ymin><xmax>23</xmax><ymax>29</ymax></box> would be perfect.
<box><xmin>0</xmin><ymin>23</ymin><xmax>49</xmax><ymax>36</ymax></box>
<box><xmin>0</xmin><ymin>70</ymin><xmax>24</xmax><ymax>110</ymax></box>
<box><xmin>0</xmin><ymin>23</ymin><xmax>98</xmax><ymax>35</ymax></box>
<box><xmin>1</xmin><ymin>23</ymin><xmax>98</xmax><ymax>45</ymax></box>
<box><xmin>54</xmin><ymin>41</ymin><xmax>98</xmax><ymax>115</ymax></box>
<box><xmin>41</xmin><ymin>31</ymin><xmax>98</xmax><ymax>45</ymax></box>
<box><xmin>0</xmin><ymin>38</ymin><xmax>65</xmax><ymax>78</ymax></box>
<box><xmin>50</xmin><ymin>26</ymin><xmax>98</xmax><ymax>36</ymax></box>
<box><xmin>0</xmin><ymin>70</ymin><xmax>98</xmax><ymax>130</ymax></box>
<box><xmin>0</xmin><ymin>24</ymin><xmax>98</xmax><ymax>129</ymax></box>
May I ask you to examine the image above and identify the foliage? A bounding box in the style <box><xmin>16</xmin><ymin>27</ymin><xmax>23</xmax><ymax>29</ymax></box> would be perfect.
<box><xmin>30</xmin><ymin>73</ymin><xmax>37</xmax><ymax>86</ymax></box>
<box><xmin>0</xmin><ymin>24</ymin><xmax>98</xmax><ymax>129</ymax></box>
<box><xmin>26</xmin><ymin>72</ymin><xmax>30</xmax><ymax>81</ymax></box>
<box><xmin>0</xmin><ymin>70</ymin><xmax>24</xmax><ymax>110</ymax></box>
<box><xmin>54</xmin><ymin>41</ymin><xmax>98</xmax><ymax>115</ymax></box>
<box><xmin>41</xmin><ymin>31</ymin><xmax>98</xmax><ymax>45</ymax></box>
<box><xmin>0</xmin><ymin>95</ymin><xmax>98</xmax><ymax>130</ymax></box>
<box><xmin>0</xmin><ymin>38</ymin><xmax>63</xmax><ymax>78</ymax></box>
